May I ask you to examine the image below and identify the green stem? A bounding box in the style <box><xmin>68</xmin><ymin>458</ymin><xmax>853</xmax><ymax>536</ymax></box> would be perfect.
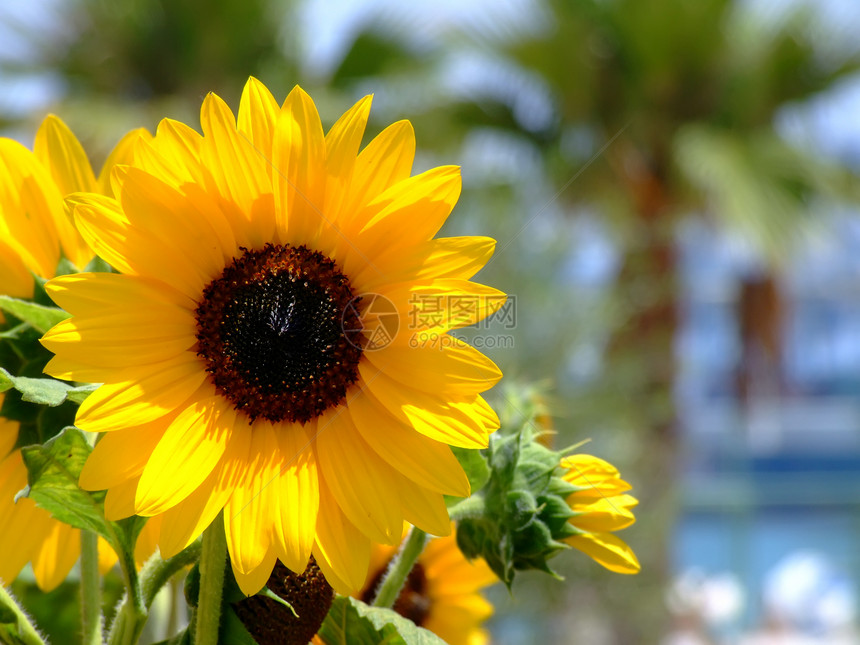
<box><xmin>140</xmin><ymin>539</ymin><xmax>202</xmax><ymax>608</ymax></box>
<box><xmin>447</xmin><ymin>494</ymin><xmax>486</xmax><ymax>522</ymax></box>
<box><xmin>0</xmin><ymin>583</ymin><xmax>46</xmax><ymax>645</ymax></box>
<box><xmin>372</xmin><ymin>527</ymin><xmax>428</xmax><ymax>609</ymax></box>
<box><xmin>80</xmin><ymin>530</ymin><xmax>103</xmax><ymax>645</ymax></box>
<box><xmin>195</xmin><ymin>515</ymin><xmax>227</xmax><ymax>645</ymax></box>
<box><xmin>106</xmin><ymin>537</ymin><xmax>146</xmax><ymax>645</ymax></box>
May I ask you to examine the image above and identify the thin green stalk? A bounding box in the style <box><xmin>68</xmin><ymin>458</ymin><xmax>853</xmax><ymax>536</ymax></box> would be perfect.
<box><xmin>140</xmin><ymin>539</ymin><xmax>202</xmax><ymax>608</ymax></box>
<box><xmin>372</xmin><ymin>527</ymin><xmax>428</xmax><ymax>609</ymax></box>
<box><xmin>447</xmin><ymin>495</ymin><xmax>486</xmax><ymax>522</ymax></box>
<box><xmin>106</xmin><ymin>539</ymin><xmax>146</xmax><ymax>645</ymax></box>
<box><xmin>195</xmin><ymin>515</ymin><xmax>227</xmax><ymax>645</ymax></box>
<box><xmin>80</xmin><ymin>530</ymin><xmax>103</xmax><ymax>645</ymax></box>
<box><xmin>0</xmin><ymin>583</ymin><xmax>46</xmax><ymax>645</ymax></box>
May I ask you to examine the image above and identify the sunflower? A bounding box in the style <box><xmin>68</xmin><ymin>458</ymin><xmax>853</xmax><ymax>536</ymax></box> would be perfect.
<box><xmin>358</xmin><ymin>526</ymin><xmax>497</xmax><ymax>645</ymax></box>
<box><xmin>42</xmin><ymin>78</ymin><xmax>505</xmax><ymax>595</ymax></box>
<box><xmin>0</xmin><ymin>116</ymin><xmax>152</xmax><ymax>590</ymax></box>
<box><xmin>560</xmin><ymin>454</ymin><xmax>640</xmax><ymax>574</ymax></box>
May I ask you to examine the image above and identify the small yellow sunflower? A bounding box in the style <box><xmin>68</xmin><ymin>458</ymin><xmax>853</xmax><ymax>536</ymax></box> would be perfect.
<box><xmin>358</xmin><ymin>526</ymin><xmax>497</xmax><ymax>645</ymax></box>
<box><xmin>0</xmin><ymin>116</ymin><xmax>149</xmax><ymax>589</ymax></box>
<box><xmin>42</xmin><ymin>78</ymin><xmax>505</xmax><ymax>595</ymax></box>
<box><xmin>560</xmin><ymin>454</ymin><xmax>640</xmax><ymax>574</ymax></box>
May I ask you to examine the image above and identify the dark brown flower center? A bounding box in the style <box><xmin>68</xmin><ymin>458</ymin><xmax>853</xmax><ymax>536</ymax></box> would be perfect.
<box><xmin>361</xmin><ymin>562</ymin><xmax>431</xmax><ymax>627</ymax></box>
<box><xmin>233</xmin><ymin>557</ymin><xmax>333</xmax><ymax>645</ymax></box>
<box><xmin>195</xmin><ymin>243</ymin><xmax>363</xmax><ymax>424</ymax></box>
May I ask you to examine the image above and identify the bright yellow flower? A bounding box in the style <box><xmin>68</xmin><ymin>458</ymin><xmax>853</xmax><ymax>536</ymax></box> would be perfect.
<box><xmin>358</xmin><ymin>527</ymin><xmax>497</xmax><ymax>645</ymax></box>
<box><xmin>42</xmin><ymin>78</ymin><xmax>505</xmax><ymax>595</ymax></box>
<box><xmin>0</xmin><ymin>116</ymin><xmax>149</xmax><ymax>590</ymax></box>
<box><xmin>560</xmin><ymin>454</ymin><xmax>640</xmax><ymax>574</ymax></box>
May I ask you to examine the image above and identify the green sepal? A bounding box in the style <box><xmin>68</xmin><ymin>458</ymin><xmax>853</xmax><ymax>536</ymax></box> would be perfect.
<box><xmin>447</xmin><ymin>445</ymin><xmax>490</xmax><ymax>507</ymax></box>
<box><xmin>0</xmin><ymin>296</ymin><xmax>69</xmax><ymax>334</ymax></box>
<box><xmin>454</xmin><ymin>424</ymin><xmax>578</xmax><ymax>588</ymax></box>
<box><xmin>218</xmin><ymin>607</ymin><xmax>260</xmax><ymax>645</ymax></box>
<box><xmin>184</xmin><ymin>563</ymin><xmax>200</xmax><ymax>609</ymax></box>
<box><xmin>0</xmin><ymin>367</ymin><xmax>97</xmax><ymax>407</ymax></box>
<box><xmin>149</xmin><ymin>630</ymin><xmax>192</xmax><ymax>645</ymax></box>
<box><xmin>19</xmin><ymin>427</ymin><xmax>147</xmax><ymax>564</ymax></box>
<box><xmin>316</xmin><ymin>596</ymin><xmax>446</xmax><ymax>645</ymax></box>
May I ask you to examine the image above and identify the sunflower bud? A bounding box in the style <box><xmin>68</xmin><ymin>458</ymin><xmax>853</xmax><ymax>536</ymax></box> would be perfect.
<box><xmin>454</xmin><ymin>404</ymin><xmax>640</xmax><ymax>586</ymax></box>
<box><xmin>454</xmin><ymin>424</ymin><xmax>579</xmax><ymax>587</ymax></box>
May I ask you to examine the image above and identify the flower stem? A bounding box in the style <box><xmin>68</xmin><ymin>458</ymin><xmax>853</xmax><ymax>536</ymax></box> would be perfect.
<box><xmin>0</xmin><ymin>583</ymin><xmax>46</xmax><ymax>645</ymax></box>
<box><xmin>372</xmin><ymin>527</ymin><xmax>427</xmax><ymax>609</ymax></box>
<box><xmin>447</xmin><ymin>495</ymin><xmax>486</xmax><ymax>522</ymax></box>
<box><xmin>196</xmin><ymin>514</ymin><xmax>227</xmax><ymax>645</ymax></box>
<box><xmin>106</xmin><ymin>533</ymin><xmax>146</xmax><ymax>645</ymax></box>
<box><xmin>80</xmin><ymin>530</ymin><xmax>103</xmax><ymax>645</ymax></box>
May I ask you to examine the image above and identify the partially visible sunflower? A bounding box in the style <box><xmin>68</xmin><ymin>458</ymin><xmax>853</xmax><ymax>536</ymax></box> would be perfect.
<box><xmin>560</xmin><ymin>454</ymin><xmax>640</xmax><ymax>574</ymax></box>
<box><xmin>42</xmin><ymin>78</ymin><xmax>504</xmax><ymax>595</ymax></box>
<box><xmin>358</xmin><ymin>526</ymin><xmax>497</xmax><ymax>645</ymax></box>
<box><xmin>0</xmin><ymin>117</ymin><xmax>150</xmax><ymax>589</ymax></box>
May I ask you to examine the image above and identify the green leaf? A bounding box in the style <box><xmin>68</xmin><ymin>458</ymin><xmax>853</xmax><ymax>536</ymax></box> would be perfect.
<box><xmin>219</xmin><ymin>607</ymin><xmax>261</xmax><ymax>645</ymax></box>
<box><xmin>317</xmin><ymin>597</ymin><xmax>446</xmax><ymax>645</ymax></box>
<box><xmin>0</xmin><ymin>296</ymin><xmax>69</xmax><ymax>333</ymax></box>
<box><xmin>20</xmin><ymin>429</ymin><xmax>150</xmax><ymax>574</ymax></box>
<box><xmin>450</xmin><ymin>446</ymin><xmax>490</xmax><ymax>495</ymax></box>
<box><xmin>0</xmin><ymin>368</ymin><xmax>96</xmax><ymax>406</ymax></box>
<box><xmin>19</xmin><ymin>428</ymin><xmax>108</xmax><ymax>537</ymax></box>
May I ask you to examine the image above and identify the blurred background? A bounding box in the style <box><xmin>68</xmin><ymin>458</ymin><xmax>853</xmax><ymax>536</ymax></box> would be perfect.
<box><xmin>3</xmin><ymin>0</ymin><xmax>860</xmax><ymax>643</ymax></box>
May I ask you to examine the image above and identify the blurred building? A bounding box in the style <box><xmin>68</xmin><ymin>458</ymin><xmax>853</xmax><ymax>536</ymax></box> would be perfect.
<box><xmin>675</xmin><ymin>214</ymin><xmax>860</xmax><ymax>641</ymax></box>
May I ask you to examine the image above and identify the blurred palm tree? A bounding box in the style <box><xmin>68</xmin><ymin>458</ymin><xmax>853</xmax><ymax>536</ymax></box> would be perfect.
<box><xmin>0</xmin><ymin>0</ymin><xmax>299</xmax><ymax>157</ymax></box>
<box><xmin>326</xmin><ymin>0</ymin><xmax>860</xmax><ymax>641</ymax></box>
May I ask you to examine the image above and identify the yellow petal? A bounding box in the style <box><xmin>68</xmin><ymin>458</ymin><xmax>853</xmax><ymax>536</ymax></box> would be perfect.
<box><xmin>273</xmin><ymin>86</ymin><xmax>327</xmax><ymax>248</ymax></box>
<box><xmin>69</xmin><ymin>192</ymin><xmax>210</xmax><ymax>298</ymax></box>
<box><xmin>76</xmin><ymin>356</ymin><xmax>206</xmax><ymax>434</ymax></box>
<box><xmin>355</xmin><ymin>236</ymin><xmax>496</xmax><ymax>291</ymax></box>
<box><xmin>397</xmin><ymin>480</ymin><xmax>452</xmax><ymax>538</ymax></box>
<box><xmin>98</xmin><ymin>536</ymin><xmax>118</xmax><ymax>574</ymax></box>
<box><xmin>118</xmin><ymin>166</ymin><xmax>236</xmax><ymax>281</ymax></box>
<box><xmin>136</xmin><ymin>398</ymin><xmax>236</xmax><ymax>515</ymax></box>
<box><xmin>348</xmin><ymin>388</ymin><xmax>470</xmax><ymax>497</ymax></box>
<box><xmin>366</xmin><ymin>338</ymin><xmax>501</xmax><ymax>397</ymax></box>
<box><xmin>322</xmin><ymin>95</ymin><xmax>372</xmax><ymax>238</ymax></box>
<box><xmin>315</xmin><ymin>409</ymin><xmax>403</xmax><ymax>545</ymax></box>
<box><xmin>0</xmin><ymin>452</ymin><xmax>44</xmax><ymax>584</ymax></box>
<box><xmin>41</xmin><ymin>309</ymin><xmax>196</xmax><ymax>369</ymax></box>
<box><xmin>232</xmin><ymin>546</ymin><xmax>277</xmax><ymax>597</ymax></box>
<box><xmin>79</xmin><ymin>422</ymin><xmax>166</xmax><ymax>490</ymax></box>
<box><xmin>0</xmin><ymin>239</ymin><xmax>35</xmax><ymax>299</ymax></box>
<box><xmin>104</xmin><ymin>477</ymin><xmax>139</xmax><ymax>520</ymax></box>
<box><xmin>223</xmin><ymin>423</ymin><xmax>280</xmax><ymax>575</ymax></box>
<box><xmin>97</xmin><ymin>127</ymin><xmax>152</xmax><ymax>197</ymax></box>
<box><xmin>134</xmin><ymin>516</ymin><xmax>161</xmax><ymax>567</ymax></box>
<box><xmin>272</xmin><ymin>421</ymin><xmax>318</xmax><ymax>574</ymax></box>
<box><xmin>336</xmin><ymin>119</ymin><xmax>415</xmax><ymax>232</ymax></box>
<box><xmin>0</xmin><ymin>410</ymin><xmax>18</xmax><ymax>459</ymax></box>
<box><xmin>31</xmin><ymin>521</ymin><xmax>80</xmax><ymax>592</ymax></box>
<box><xmin>565</xmin><ymin>532</ymin><xmax>641</xmax><ymax>574</ymax></box>
<box><xmin>0</xmin><ymin>138</ymin><xmax>62</xmax><ymax>277</ymax></box>
<box><xmin>238</xmin><ymin>76</ymin><xmax>279</xmax><ymax>171</ymax></box>
<box><xmin>570</xmin><ymin>495</ymin><xmax>638</xmax><ymax>533</ymax></box>
<box><xmin>312</xmin><ymin>482</ymin><xmax>371</xmax><ymax>594</ymax></box>
<box><xmin>34</xmin><ymin>114</ymin><xmax>98</xmax><ymax>195</ymax></box>
<box><xmin>359</xmin><ymin>366</ymin><xmax>494</xmax><ymax>449</ymax></box>
<box><xmin>46</xmin><ymin>271</ymin><xmax>196</xmax><ymax>314</ymax></box>
<box><xmin>200</xmin><ymin>92</ymin><xmax>274</xmax><ymax>248</ymax></box>
<box><xmin>158</xmin><ymin>425</ymin><xmax>251</xmax><ymax>558</ymax></box>
<box><xmin>342</xmin><ymin>166</ymin><xmax>461</xmax><ymax>277</ymax></box>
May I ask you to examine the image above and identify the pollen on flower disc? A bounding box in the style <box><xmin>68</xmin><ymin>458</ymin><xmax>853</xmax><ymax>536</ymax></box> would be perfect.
<box><xmin>195</xmin><ymin>243</ymin><xmax>364</xmax><ymax>424</ymax></box>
